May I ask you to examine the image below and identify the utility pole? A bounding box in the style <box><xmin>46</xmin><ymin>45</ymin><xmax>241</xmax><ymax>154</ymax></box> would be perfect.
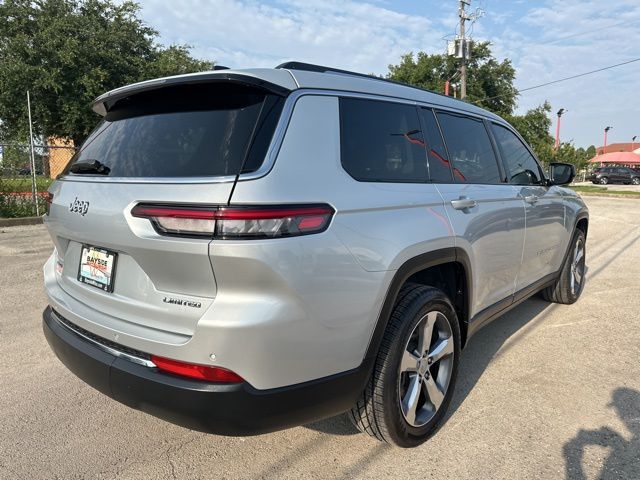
<box><xmin>459</xmin><ymin>0</ymin><xmax>470</xmax><ymax>100</ymax></box>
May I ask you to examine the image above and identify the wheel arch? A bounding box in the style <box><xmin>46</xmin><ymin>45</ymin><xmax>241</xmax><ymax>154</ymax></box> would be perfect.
<box><xmin>574</xmin><ymin>212</ymin><xmax>589</xmax><ymax>239</ymax></box>
<box><xmin>364</xmin><ymin>248</ymin><xmax>473</xmax><ymax>362</ymax></box>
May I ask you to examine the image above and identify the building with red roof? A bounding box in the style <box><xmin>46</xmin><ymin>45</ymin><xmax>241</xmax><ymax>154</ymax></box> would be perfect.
<box><xmin>596</xmin><ymin>142</ymin><xmax>640</xmax><ymax>155</ymax></box>
<box><xmin>588</xmin><ymin>151</ymin><xmax>640</xmax><ymax>166</ymax></box>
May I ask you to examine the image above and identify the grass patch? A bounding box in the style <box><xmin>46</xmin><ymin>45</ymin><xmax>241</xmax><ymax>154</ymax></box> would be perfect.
<box><xmin>0</xmin><ymin>176</ymin><xmax>54</xmax><ymax>192</ymax></box>
<box><xmin>570</xmin><ymin>185</ymin><xmax>640</xmax><ymax>197</ymax></box>
<box><xmin>0</xmin><ymin>177</ymin><xmax>52</xmax><ymax>217</ymax></box>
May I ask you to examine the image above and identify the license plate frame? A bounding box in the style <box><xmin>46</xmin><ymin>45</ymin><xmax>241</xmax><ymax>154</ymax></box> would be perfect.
<box><xmin>77</xmin><ymin>245</ymin><xmax>118</xmax><ymax>293</ymax></box>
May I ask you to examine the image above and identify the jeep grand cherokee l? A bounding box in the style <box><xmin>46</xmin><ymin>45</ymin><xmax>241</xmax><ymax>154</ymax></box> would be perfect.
<box><xmin>42</xmin><ymin>62</ymin><xmax>588</xmax><ymax>447</ymax></box>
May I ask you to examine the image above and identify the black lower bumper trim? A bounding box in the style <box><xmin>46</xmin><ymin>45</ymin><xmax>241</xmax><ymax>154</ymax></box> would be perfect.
<box><xmin>42</xmin><ymin>306</ymin><xmax>372</xmax><ymax>435</ymax></box>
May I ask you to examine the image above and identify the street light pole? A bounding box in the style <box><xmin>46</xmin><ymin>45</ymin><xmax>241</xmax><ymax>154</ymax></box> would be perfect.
<box><xmin>632</xmin><ymin>135</ymin><xmax>637</xmax><ymax>152</ymax></box>
<box><xmin>604</xmin><ymin>126</ymin><xmax>612</xmax><ymax>154</ymax></box>
<box><xmin>554</xmin><ymin>108</ymin><xmax>566</xmax><ymax>150</ymax></box>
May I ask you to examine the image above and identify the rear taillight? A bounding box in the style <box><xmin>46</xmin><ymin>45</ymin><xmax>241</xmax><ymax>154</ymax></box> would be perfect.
<box><xmin>151</xmin><ymin>355</ymin><xmax>243</xmax><ymax>383</ymax></box>
<box><xmin>131</xmin><ymin>204</ymin><xmax>334</xmax><ymax>239</ymax></box>
<box><xmin>131</xmin><ymin>205</ymin><xmax>216</xmax><ymax>236</ymax></box>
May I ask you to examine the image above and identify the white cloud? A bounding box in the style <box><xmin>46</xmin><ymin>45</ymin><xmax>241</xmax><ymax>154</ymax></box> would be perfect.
<box><xmin>476</xmin><ymin>0</ymin><xmax>640</xmax><ymax>147</ymax></box>
<box><xmin>138</xmin><ymin>0</ymin><xmax>442</xmax><ymax>74</ymax></box>
<box><xmin>138</xmin><ymin>0</ymin><xmax>640</xmax><ymax>147</ymax></box>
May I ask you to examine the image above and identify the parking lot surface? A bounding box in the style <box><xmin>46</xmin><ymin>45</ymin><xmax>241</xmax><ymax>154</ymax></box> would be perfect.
<box><xmin>1</xmin><ymin>196</ymin><xmax>639</xmax><ymax>480</ymax></box>
<box><xmin>574</xmin><ymin>181</ymin><xmax>640</xmax><ymax>192</ymax></box>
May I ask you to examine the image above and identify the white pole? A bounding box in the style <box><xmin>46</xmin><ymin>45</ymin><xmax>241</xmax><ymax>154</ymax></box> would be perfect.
<box><xmin>27</xmin><ymin>90</ymin><xmax>40</xmax><ymax>216</ymax></box>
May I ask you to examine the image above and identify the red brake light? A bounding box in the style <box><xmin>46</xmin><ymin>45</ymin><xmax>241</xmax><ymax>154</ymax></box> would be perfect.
<box><xmin>131</xmin><ymin>204</ymin><xmax>334</xmax><ymax>239</ymax></box>
<box><xmin>151</xmin><ymin>355</ymin><xmax>243</xmax><ymax>383</ymax></box>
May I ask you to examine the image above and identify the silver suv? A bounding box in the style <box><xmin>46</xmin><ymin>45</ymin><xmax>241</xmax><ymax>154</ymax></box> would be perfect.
<box><xmin>42</xmin><ymin>62</ymin><xmax>588</xmax><ymax>447</ymax></box>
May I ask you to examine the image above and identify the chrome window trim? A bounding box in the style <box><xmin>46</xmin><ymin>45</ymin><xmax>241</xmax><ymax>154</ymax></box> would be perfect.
<box><xmin>50</xmin><ymin>309</ymin><xmax>157</xmax><ymax>368</ymax></box>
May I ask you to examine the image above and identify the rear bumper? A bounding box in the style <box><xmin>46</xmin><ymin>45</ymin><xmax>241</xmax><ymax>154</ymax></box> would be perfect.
<box><xmin>42</xmin><ymin>306</ymin><xmax>371</xmax><ymax>435</ymax></box>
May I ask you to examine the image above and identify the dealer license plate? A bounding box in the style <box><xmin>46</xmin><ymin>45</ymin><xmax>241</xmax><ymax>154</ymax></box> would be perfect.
<box><xmin>77</xmin><ymin>245</ymin><xmax>117</xmax><ymax>292</ymax></box>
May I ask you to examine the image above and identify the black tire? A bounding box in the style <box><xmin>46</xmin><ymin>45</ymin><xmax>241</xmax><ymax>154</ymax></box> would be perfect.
<box><xmin>349</xmin><ymin>285</ymin><xmax>461</xmax><ymax>447</ymax></box>
<box><xmin>632</xmin><ymin>177</ymin><xmax>640</xmax><ymax>185</ymax></box>
<box><xmin>541</xmin><ymin>229</ymin><xmax>586</xmax><ymax>304</ymax></box>
<box><xmin>600</xmin><ymin>177</ymin><xmax>609</xmax><ymax>185</ymax></box>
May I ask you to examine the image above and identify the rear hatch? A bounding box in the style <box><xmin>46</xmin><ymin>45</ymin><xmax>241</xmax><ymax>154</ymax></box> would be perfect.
<box><xmin>45</xmin><ymin>79</ymin><xmax>287</xmax><ymax>338</ymax></box>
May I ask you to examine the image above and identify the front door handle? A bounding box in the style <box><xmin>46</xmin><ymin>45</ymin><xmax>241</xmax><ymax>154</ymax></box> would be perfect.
<box><xmin>523</xmin><ymin>195</ymin><xmax>539</xmax><ymax>204</ymax></box>
<box><xmin>451</xmin><ymin>197</ymin><xmax>478</xmax><ymax>210</ymax></box>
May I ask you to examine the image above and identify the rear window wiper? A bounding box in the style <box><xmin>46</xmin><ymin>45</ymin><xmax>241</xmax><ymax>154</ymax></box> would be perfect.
<box><xmin>69</xmin><ymin>159</ymin><xmax>111</xmax><ymax>175</ymax></box>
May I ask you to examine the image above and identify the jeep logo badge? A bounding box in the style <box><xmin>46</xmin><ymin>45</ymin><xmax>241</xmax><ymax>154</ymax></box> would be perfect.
<box><xmin>69</xmin><ymin>197</ymin><xmax>89</xmax><ymax>216</ymax></box>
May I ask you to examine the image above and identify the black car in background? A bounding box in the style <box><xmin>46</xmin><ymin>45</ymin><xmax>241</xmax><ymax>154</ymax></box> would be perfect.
<box><xmin>590</xmin><ymin>166</ymin><xmax>640</xmax><ymax>185</ymax></box>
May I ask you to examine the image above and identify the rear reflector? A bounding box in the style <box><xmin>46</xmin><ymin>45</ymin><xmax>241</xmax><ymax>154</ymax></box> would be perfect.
<box><xmin>131</xmin><ymin>204</ymin><xmax>334</xmax><ymax>239</ymax></box>
<box><xmin>151</xmin><ymin>355</ymin><xmax>243</xmax><ymax>383</ymax></box>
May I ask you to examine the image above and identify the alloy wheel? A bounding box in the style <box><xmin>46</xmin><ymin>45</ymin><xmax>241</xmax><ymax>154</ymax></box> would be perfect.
<box><xmin>398</xmin><ymin>311</ymin><xmax>454</xmax><ymax>427</ymax></box>
<box><xmin>570</xmin><ymin>237</ymin><xmax>586</xmax><ymax>295</ymax></box>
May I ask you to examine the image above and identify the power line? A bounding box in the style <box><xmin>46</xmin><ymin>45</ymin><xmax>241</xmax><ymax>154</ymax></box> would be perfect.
<box><xmin>539</xmin><ymin>18</ymin><xmax>640</xmax><ymax>45</ymax></box>
<box><xmin>474</xmin><ymin>57</ymin><xmax>640</xmax><ymax>105</ymax></box>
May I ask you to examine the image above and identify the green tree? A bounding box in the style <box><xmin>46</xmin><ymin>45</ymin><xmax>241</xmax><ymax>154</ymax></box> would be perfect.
<box><xmin>145</xmin><ymin>45</ymin><xmax>213</xmax><ymax>79</ymax></box>
<box><xmin>0</xmin><ymin>0</ymin><xmax>212</xmax><ymax>146</ymax></box>
<box><xmin>574</xmin><ymin>147</ymin><xmax>589</xmax><ymax>171</ymax></box>
<box><xmin>585</xmin><ymin>145</ymin><xmax>597</xmax><ymax>159</ymax></box>
<box><xmin>387</xmin><ymin>42</ymin><xmax>517</xmax><ymax>117</ymax></box>
<box><xmin>551</xmin><ymin>143</ymin><xmax>589</xmax><ymax>173</ymax></box>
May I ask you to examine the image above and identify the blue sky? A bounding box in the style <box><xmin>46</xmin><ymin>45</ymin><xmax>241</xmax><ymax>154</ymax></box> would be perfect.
<box><xmin>137</xmin><ymin>0</ymin><xmax>640</xmax><ymax>148</ymax></box>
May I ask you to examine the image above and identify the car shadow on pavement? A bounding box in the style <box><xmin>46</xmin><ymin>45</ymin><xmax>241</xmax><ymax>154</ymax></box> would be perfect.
<box><xmin>563</xmin><ymin>387</ymin><xmax>640</xmax><ymax>480</ymax></box>
<box><xmin>306</xmin><ymin>295</ymin><xmax>555</xmax><ymax>437</ymax></box>
<box><xmin>305</xmin><ymin>411</ymin><xmax>360</xmax><ymax>436</ymax></box>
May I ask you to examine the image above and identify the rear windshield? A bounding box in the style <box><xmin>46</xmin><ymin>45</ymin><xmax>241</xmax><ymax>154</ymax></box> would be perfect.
<box><xmin>66</xmin><ymin>83</ymin><xmax>284</xmax><ymax>177</ymax></box>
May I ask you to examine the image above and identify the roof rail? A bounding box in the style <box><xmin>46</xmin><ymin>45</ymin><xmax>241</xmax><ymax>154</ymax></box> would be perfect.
<box><xmin>275</xmin><ymin>61</ymin><xmax>380</xmax><ymax>81</ymax></box>
<box><xmin>275</xmin><ymin>61</ymin><xmax>464</xmax><ymax>105</ymax></box>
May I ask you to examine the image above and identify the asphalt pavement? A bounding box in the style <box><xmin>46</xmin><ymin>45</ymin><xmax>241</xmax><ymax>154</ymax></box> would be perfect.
<box><xmin>1</xmin><ymin>195</ymin><xmax>639</xmax><ymax>480</ymax></box>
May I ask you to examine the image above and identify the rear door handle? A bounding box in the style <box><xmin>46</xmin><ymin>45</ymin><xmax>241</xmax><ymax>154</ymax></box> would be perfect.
<box><xmin>450</xmin><ymin>198</ymin><xmax>477</xmax><ymax>210</ymax></box>
<box><xmin>523</xmin><ymin>195</ymin><xmax>538</xmax><ymax>204</ymax></box>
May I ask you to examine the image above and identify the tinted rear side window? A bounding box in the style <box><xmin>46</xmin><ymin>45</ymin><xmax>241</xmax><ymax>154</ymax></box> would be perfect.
<box><xmin>340</xmin><ymin>98</ymin><xmax>427</xmax><ymax>183</ymax></box>
<box><xmin>436</xmin><ymin>112</ymin><xmax>502</xmax><ymax>184</ymax></box>
<box><xmin>67</xmin><ymin>83</ymin><xmax>284</xmax><ymax>177</ymax></box>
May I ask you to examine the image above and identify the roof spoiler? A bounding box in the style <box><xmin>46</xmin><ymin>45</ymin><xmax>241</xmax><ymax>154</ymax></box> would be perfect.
<box><xmin>91</xmin><ymin>71</ymin><xmax>292</xmax><ymax>116</ymax></box>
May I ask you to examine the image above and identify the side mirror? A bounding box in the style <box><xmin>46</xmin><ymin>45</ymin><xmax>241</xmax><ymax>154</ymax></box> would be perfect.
<box><xmin>548</xmin><ymin>162</ymin><xmax>575</xmax><ymax>185</ymax></box>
